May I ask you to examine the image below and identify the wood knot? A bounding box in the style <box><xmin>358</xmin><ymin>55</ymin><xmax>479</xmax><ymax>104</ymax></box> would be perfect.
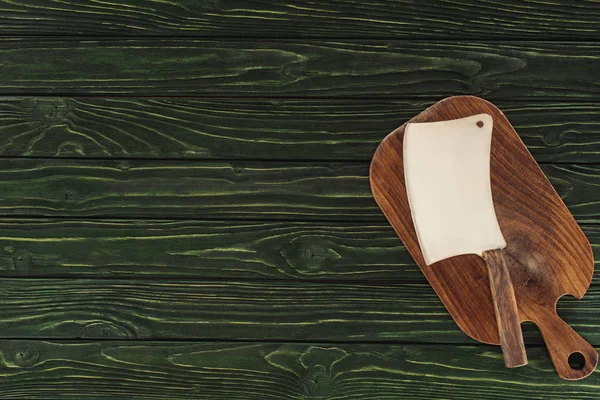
<box><xmin>79</xmin><ymin>322</ymin><xmax>134</xmax><ymax>339</ymax></box>
<box><xmin>189</xmin><ymin>0</ymin><xmax>219</xmax><ymax>9</ymax></box>
<box><xmin>282</xmin><ymin>65</ymin><xmax>297</xmax><ymax>78</ymax></box>
<box><xmin>64</xmin><ymin>191</ymin><xmax>77</xmax><ymax>201</ymax></box>
<box><xmin>543</xmin><ymin>131</ymin><xmax>559</xmax><ymax>146</ymax></box>
<box><xmin>471</xmin><ymin>77</ymin><xmax>485</xmax><ymax>93</ymax></box>
<box><xmin>33</xmin><ymin>98</ymin><xmax>72</xmax><ymax>121</ymax></box>
<box><xmin>281</xmin><ymin>238</ymin><xmax>342</xmax><ymax>275</ymax></box>
<box><xmin>264</xmin><ymin>345</ymin><xmax>348</xmax><ymax>398</ymax></box>
<box><xmin>12</xmin><ymin>250</ymin><xmax>32</xmax><ymax>272</ymax></box>
<box><xmin>301</xmin><ymin>365</ymin><xmax>331</xmax><ymax>398</ymax></box>
<box><xmin>299</xmin><ymin>347</ymin><xmax>347</xmax><ymax>399</ymax></box>
<box><xmin>11</xmin><ymin>342</ymin><xmax>39</xmax><ymax>367</ymax></box>
<box><xmin>543</xmin><ymin>130</ymin><xmax>572</xmax><ymax>147</ymax></box>
<box><xmin>180</xmin><ymin>0</ymin><xmax>221</xmax><ymax>8</ymax></box>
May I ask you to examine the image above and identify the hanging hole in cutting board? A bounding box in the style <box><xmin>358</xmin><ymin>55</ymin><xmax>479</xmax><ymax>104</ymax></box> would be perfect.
<box><xmin>568</xmin><ymin>352</ymin><xmax>586</xmax><ymax>370</ymax></box>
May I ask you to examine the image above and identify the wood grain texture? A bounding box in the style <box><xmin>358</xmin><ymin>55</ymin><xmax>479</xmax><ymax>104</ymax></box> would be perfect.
<box><xmin>0</xmin><ymin>98</ymin><xmax>599</xmax><ymax>162</ymax></box>
<box><xmin>1</xmin><ymin>39</ymin><xmax>599</xmax><ymax>99</ymax></box>
<box><xmin>0</xmin><ymin>219</ymin><xmax>599</xmax><ymax>281</ymax></box>
<box><xmin>370</xmin><ymin>96</ymin><xmax>596</xmax><ymax>379</ymax></box>
<box><xmin>482</xmin><ymin>249</ymin><xmax>527</xmax><ymax>368</ymax></box>
<box><xmin>0</xmin><ymin>279</ymin><xmax>598</xmax><ymax>344</ymax></box>
<box><xmin>0</xmin><ymin>0</ymin><xmax>598</xmax><ymax>393</ymax></box>
<box><xmin>0</xmin><ymin>341</ymin><xmax>599</xmax><ymax>400</ymax></box>
<box><xmin>1</xmin><ymin>0</ymin><xmax>599</xmax><ymax>39</ymax></box>
<box><xmin>0</xmin><ymin>219</ymin><xmax>417</xmax><ymax>279</ymax></box>
<box><xmin>0</xmin><ymin>158</ymin><xmax>593</xmax><ymax>222</ymax></box>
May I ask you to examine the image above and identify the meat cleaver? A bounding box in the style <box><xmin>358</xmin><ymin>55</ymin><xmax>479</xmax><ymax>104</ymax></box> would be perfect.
<box><xmin>370</xmin><ymin>96</ymin><xmax>597</xmax><ymax>380</ymax></box>
<box><xmin>403</xmin><ymin>113</ymin><xmax>526</xmax><ymax>368</ymax></box>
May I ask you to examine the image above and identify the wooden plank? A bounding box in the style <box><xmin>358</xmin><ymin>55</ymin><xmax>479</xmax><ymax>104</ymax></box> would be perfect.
<box><xmin>0</xmin><ymin>279</ymin><xmax>597</xmax><ymax>344</ymax></box>
<box><xmin>0</xmin><ymin>159</ymin><xmax>594</xmax><ymax>222</ymax></box>
<box><xmin>1</xmin><ymin>98</ymin><xmax>599</xmax><ymax>163</ymax></box>
<box><xmin>547</xmin><ymin>164</ymin><xmax>600</xmax><ymax>225</ymax></box>
<box><xmin>0</xmin><ymin>219</ymin><xmax>416</xmax><ymax>279</ymax></box>
<box><xmin>1</xmin><ymin>0</ymin><xmax>599</xmax><ymax>40</ymax></box>
<box><xmin>0</xmin><ymin>219</ymin><xmax>599</xmax><ymax>282</ymax></box>
<box><xmin>1</xmin><ymin>39</ymin><xmax>598</xmax><ymax>99</ymax></box>
<box><xmin>0</xmin><ymin>340</ymin><xmax>596</xmax><ymax>399</ymax></box>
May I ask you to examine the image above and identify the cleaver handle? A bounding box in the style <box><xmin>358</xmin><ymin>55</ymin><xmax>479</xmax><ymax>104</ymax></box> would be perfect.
<box><xmin>482</xmin><ymin>249</ymin><xmax>528</xmax><ymax>368</ymax></box>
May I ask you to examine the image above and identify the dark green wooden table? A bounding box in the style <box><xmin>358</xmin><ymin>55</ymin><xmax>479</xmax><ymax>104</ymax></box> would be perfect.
<box><xmin>0</xmin><ymin>1</ymin><xmax>599</xmax><ymax>398</ymax></box>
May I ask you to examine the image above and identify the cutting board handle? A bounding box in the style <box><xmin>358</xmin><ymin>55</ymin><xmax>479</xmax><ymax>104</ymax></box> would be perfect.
<box><xmin>482</xmin><ymin>249</ymin><xmax>528</xmax><ymax>368</ymax></box>
<box><xmin>537</xmin><ymin>307</ymin><xmax>598</xmax><ymax>380</ymax></box>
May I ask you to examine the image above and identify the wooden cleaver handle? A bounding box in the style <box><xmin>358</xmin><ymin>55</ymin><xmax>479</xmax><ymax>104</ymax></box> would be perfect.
<box><xmin>482</xmin><ymin>248</ymin><xmax>528</xmax><ymax>368</ymax></box>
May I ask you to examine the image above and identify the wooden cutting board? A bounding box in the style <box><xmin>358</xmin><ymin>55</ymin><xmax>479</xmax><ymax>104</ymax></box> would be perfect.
<box><xmin>369</xmin><ymin>96</ymin><xmax>597</xmax><ymax>380</ymax></box>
